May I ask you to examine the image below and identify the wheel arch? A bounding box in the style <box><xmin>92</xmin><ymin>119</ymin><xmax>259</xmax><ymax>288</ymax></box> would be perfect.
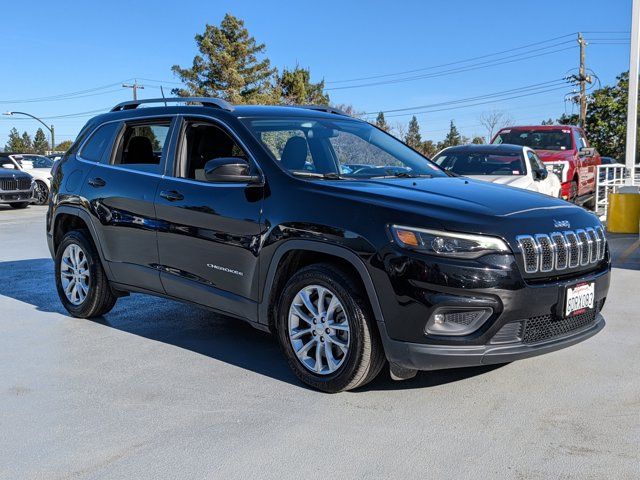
<box><xmin>51</xmin><ymin>206</ymin><xmax>113</xmax><ymax>279</ymax></box>
<box><xmin>259</xmin><ymin>240</ymin><xmax>385</xmax><ymax>332</ymax></box>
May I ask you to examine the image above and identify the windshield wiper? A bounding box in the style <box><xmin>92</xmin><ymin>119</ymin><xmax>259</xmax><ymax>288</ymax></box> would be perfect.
<box><xmin>368</xmin><ymin>172</ymin><xmax>433</xmax><ymax>179</ymax></box>
<box><xmin>291</xmin><ymin>171</ymin><xmax>343</xmax><ymax>180</ymax></box>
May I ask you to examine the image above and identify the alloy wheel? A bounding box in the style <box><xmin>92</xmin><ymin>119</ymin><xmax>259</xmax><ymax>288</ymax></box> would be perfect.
<box><xmin>287</xmin><ymin>285</ymin><xmax>350</xmax><ymax>375</ymax></box>
<box><xmin>34</xmin><ymin>182</ymin><xmax>48</xmax><ymax>205</ymax></box>
<box><xmin>60</xmin><ymin>244</ymin><xmax>90</xmax><ymax>305</ymax></box>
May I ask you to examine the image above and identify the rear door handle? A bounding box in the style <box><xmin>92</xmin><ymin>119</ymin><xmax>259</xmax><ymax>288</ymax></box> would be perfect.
<box><xmin>88</xmin><ymin>177</ymin><xmax>106</xmax><ymax>188</ymax></box>
<box><xmin>159</xmin><ymin>190</ymin><xmax>184</xmax><ymax>202</ymax></box>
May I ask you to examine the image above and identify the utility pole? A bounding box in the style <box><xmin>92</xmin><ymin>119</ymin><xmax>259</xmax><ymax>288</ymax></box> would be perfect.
<box><xmin>568</xmin><ymin>34</ymin><xmax>593</xmax><ymax>127</ymax></box>
<box><xmin>122</xmin><ymin>79</ymin><xmax>144</xmax><ymax>101</ymax></box>
<box><xmin>578</xmin><ymin>33</ymin><xmax>587</xmax><ymax>126</ymax></box>
<box><xmin>625</xmin><ymin>0</ymin><xmax>639</xmax><ymax>184</ymax></box>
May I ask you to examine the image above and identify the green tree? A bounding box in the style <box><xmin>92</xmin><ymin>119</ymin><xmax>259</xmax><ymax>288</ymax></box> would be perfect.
<box><xmin>541</xmin><ymin>118</ymin><xmax>555</xmax><ymax>125</ymax></box>
<box><xmin>557</xmin><ymin>113</ymin><xmax>579</xmax><ymax>125</ymax></box>
<box><xmin>440</xmin><ymin>120</ymin><xmax>463</xmax><ymax>148</ymax></box>
<box><xmin>54</xmin><ymin>139</ymin><xmax>73</xmax><ymax>151</ymax></box>
<box><xmin>5</xmin><ymin>128</ymin><xmax>25</xmax><ymax>152</ymax></box>
<box><xmin>405</xmin><ymin>116</ymin><xmax>422</xmax><ymax>149</ymax></box>
<box><xmin>375</xmin><ymin>112</ymin><xmax>390</xmax><ymax>132</ymax></box>
<box><xmin>276</xmin><ymin>65</ymin><xmax>329</xmax><ymax>105</ymax></box>
<box><xmin>21</xmin><ymin>132</ymin><xmax>33</xmax><ymax>153</ymax></box>
<box><xmin>171</xmin><ymin>13</ymin><xmax>276</xmax><ymax>104</ymax></box>
<box><xmin>33</xmin><ymin>128</ymin><xmax>49</xmax><ymax>154</ymax></box>
<box><xmin>420</xmin><ymin>140</ymin><xmax>438</xmax><ymax>158</ymax></box>
<box><xmin>471</xmin><ymin>135</ymin><xmax>485</xmax><ymax>144</ymax></box>
<box><xmin>583</xmin><ymin>71</ymin><xmax>637</xmax><ymax>160</ymax></box>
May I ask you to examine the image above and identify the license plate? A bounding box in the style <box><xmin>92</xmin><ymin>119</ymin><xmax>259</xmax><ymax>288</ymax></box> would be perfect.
<box><xmin>565</xmin><ymin>282</ymin><xmax>595</xmax><ymax>317</ymax></box>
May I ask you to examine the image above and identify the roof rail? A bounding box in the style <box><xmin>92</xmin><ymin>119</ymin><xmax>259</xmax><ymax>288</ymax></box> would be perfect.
<box><xmin>110</xmin><ymin>97</ymin><xmax>234</xmax><ymax>112</ymax></box>
<box><xmin>296</xmin><ymin>105</ymin><xmax>351</xmax><ymax>117</ymax></box>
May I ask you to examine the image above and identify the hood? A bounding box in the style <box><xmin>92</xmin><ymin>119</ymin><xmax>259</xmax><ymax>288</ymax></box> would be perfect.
<box><xmin>465</xmin><ymin>175</ymin><xmax>531</xmax><ymax>188</ymax></box>
<box><xmin>319</xmin><ymin>176</ymin><xmax>600</xmax><ymax>238</ymax></box>
<box><xmin>0</xmin><ymin>167</ymin><xmax>32</xmax><ymax>179</ymax></box>
<box><xmin>535</xmin><ymin>149</ymin><xmax>575</xmax><ymax>163</ymax></box>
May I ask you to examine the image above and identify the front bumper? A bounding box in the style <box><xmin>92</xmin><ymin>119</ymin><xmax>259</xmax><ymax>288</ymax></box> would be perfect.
<box><xmin>373</xmin><ymin>244</ymin><xmax>610</xmax><ymax>371</ymax></box>
<box><xmin>0</xmin><ymin>189</ymin><xmax>34</xmax><ymax>203</ymax></box>
<box><xmin>379</xmin><ymin>313</ymin><xmax>604</xmax><ymax>371</ymax></box>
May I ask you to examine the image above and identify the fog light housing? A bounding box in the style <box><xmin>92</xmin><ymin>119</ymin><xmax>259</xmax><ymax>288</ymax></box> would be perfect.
<box><xmin>425</xmin><ymin>307</ymin><xmax>493</xmax><ymax>336</ymax></box>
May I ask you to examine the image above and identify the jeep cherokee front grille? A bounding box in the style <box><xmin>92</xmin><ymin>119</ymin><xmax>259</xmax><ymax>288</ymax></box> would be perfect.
<box><xmin>516</xmin><ymin>226</ymin><xmax>606</xmax><ymax>274</ymax></box>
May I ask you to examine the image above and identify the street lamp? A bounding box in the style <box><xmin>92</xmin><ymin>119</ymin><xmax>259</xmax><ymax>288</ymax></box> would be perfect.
<box><xmin>3</xmin><ymin>111</ymin><xmax>55</xmax><ymax>153</ymax></box>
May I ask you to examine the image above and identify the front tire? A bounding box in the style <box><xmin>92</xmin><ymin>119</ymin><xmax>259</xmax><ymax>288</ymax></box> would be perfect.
<box><xmin>9</xmin><ymin>202</ymin><xmax>29</xmax><ymax>209</ymax></box>
<box><xmin>55</xmin><ymin>230</ymin><xmax>117</xmax><ymax>318</ymax></box>
<box><xmin>276</xmin><ymin>263</ymin><xmax>385</xmax><ymax>393</ymax></box>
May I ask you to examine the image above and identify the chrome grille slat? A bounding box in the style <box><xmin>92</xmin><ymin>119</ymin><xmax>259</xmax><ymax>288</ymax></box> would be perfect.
<box><xmin>517</xmin><ymin>226</ymin><xmax>606</xmax><ymax>274</ymax></box>
<box><xmin>576</xmin><ymin>229</ymin><xmax>590</xmax><ymax>266</ymax></box>
<box><xmin>550</xmin><ymin>232</ymin><xmax>568</xmax><ymax>270</ymax></box>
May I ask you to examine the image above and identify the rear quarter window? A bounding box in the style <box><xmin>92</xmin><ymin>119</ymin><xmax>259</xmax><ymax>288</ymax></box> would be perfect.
<box><xmin>79</xmin><ymin>123</ymin><xmax>119</xmax><ymax>162</ymax></box>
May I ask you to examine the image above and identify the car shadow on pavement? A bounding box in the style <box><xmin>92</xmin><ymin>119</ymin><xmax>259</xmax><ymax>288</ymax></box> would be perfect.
<box><xmin>0</xmin><ymin>258</ymin><xmax>506</xmax><ymax>392</ymax></box>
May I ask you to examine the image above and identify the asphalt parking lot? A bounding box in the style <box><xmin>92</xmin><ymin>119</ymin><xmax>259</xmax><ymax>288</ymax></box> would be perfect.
<box><xmin>0</xmin><ymin>205</ymin><xmax>638</xmax><ymax>480</ymax></box>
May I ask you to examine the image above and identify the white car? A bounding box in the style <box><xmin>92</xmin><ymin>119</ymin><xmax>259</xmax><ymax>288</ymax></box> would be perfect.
<box><xmin>0</xmin><ymin>153</ymin><xmax>54</xmax><ymax>205</ymax></box>
<box><xmin>432</xmin><ymin>144</ymin><xmax>561</xmax><ymax>198</ymax></box>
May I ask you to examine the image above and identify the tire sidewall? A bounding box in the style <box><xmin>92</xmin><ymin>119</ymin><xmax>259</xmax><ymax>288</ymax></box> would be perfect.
<box><xmin>54</xmin><ymin>231</ymin><xmax>101</xmax><ymax>317</ymax></box>
<box><xmin>34</xmin><ymin>181</ymin><xmax>49</xmax><ymax>205</ymax></box>
<box><xmin>276</xmin><ymin>266</ymin><xmax>368</xmax><ymax>392</ymax></box>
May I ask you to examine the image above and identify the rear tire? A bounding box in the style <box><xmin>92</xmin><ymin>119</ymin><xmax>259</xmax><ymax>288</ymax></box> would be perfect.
<box><xmin>55</xmin><ymin>230</ymin><xmax>117</xmax><ymax>318</ymax></box>
<box><xmin>9</xmin><ymin>202</ymin><xmax>29</xmax><ymax>209</ymax></box>
<box><xmin>276</xmin><ymin>263</ymin><xmax>386</xmax><ymax>393</ymax></box>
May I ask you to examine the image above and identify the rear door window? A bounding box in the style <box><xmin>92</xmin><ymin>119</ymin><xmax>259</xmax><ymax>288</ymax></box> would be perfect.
<box><xmin>111</xmin><ymin>121</ymin><xmax>171</xmax><ymax>174</ymax></box>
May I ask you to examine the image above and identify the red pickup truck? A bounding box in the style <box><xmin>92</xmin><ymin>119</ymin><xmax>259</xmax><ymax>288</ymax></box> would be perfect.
<box><xmin>491</xmin><ymin>125</ymin><xmax>600</xmax><ymax>207</ymax></box>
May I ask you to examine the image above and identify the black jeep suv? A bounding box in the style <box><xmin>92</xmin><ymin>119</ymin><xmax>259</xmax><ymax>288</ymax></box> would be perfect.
<box><xmin>46</xmin><ymin>98</ymin><xmax>610</xmax><ymax>392</ymax></box>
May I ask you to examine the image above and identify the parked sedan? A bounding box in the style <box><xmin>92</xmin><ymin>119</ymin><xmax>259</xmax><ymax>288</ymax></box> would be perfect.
<box><xmin>0</xmin><ymin>166</ymin><xmax>34</xmax><ymax>209</ymax></box>
<box><xmin>432</xmin><ymin>144</ymin><xmax>561</xmax><ymax>197</ymax></box>
<box><xmin>0</xmin><ymin>153</ymin><xmax>53</xmax><ymax>205</ymax></box>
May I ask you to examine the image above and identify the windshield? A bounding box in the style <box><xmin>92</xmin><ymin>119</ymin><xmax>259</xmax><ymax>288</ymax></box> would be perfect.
<box><xmin>23</xmin><ymin>155</ymin><xmax>54</xmax><ymax>169</ymax></box>
<box><xmin>241</xmin><ymin>117</ymin><xmax>447</xmax><ymax>179</ymax></box>
<box><xmin>493</xmin><ymin>129</ymin><xmax>573</xmax><ymax>151</ymax></box>
<box><xmin>433</xmin><ymin>151</ymin><xmax>526</xmax><ymax>176</ymax></box>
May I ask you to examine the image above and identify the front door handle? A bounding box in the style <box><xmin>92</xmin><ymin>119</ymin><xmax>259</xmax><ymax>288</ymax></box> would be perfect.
<box><xmin>88</xmin><ymin>177</ymin><xmax>106</xmax><ymax>188</ymax></box>
<box><xmin>159</xmin><ymin>190</ymin><xmax>184</xmax><ymax>202</ymax></box>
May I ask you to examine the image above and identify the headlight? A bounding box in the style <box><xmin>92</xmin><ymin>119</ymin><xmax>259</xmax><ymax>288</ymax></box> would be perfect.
<box><xmin>547</xmin><ymin>161</ymin><xmax>569</xmax><ymax>183</ymax></box>
<box><xmin>390</xmin><ymin>225</ymin><xmax>510</xmax><ymax>259</ymax></box>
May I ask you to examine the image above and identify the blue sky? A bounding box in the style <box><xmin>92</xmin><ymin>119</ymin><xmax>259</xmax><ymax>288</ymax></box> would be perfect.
<box><xmin>0</xmin><ymin>0</ymin><xmax>633</xmax><ymax>147</ymax></box>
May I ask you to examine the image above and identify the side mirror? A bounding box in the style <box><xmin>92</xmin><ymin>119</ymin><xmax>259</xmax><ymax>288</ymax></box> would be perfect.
<box><xmin>534</xmin><ymin>168</ymin><xmax>548</xmax><ymax>181</ymax></box>
<box><xmin>578</xmin><ymin>147</ymin><xmax>596</xmax><ymax>157</ymax></box>
<box><xmin>203</xmin><ymin>157</ymin><xmax>261</xmax><ymax>183</ymax></box>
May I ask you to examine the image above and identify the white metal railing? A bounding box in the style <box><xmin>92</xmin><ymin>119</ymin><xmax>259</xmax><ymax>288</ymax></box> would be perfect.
<box><xmin>595</xmin><ymin>164</ymin><xmax>630</xmax><ymax>219</ymax></box>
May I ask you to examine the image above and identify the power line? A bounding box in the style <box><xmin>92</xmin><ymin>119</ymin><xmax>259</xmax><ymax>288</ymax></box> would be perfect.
<box><xmin>0</xmin><ymin>80</ymin><xmax>133</xmax><ymax>104</ymax></box>
<box><xmin>364</xmin><ymin>79</ymin><xmax>568</xmax><ymax>115</ymax></box>
<box><xmin>325</xmin><ymin>46</ymin><xmax>577</xmax><ymax>91</ymax></box>
<box><xmin>378</xmin><ymin>86</ymin><xmax>572</xmax><ymax>119</ymax></box>
<box><xmin>327</xmin><ymin>32</ymin><xmax>578</xmax><ymax>84</ymax></box>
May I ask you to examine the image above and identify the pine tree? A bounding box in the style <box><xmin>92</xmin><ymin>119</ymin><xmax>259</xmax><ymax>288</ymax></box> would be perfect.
<box><xmin>404</xmin><ymin>116</ymin><xmax>422</xmax><ymax>149</ymax></box>
<box><xmin>420</xmin><ymin>140</ymin><xmax>437</xmax><ymax>158</ymax></box>
<box><xmin>276</xmin><ymin>65</ymin><xmax>329</xmax><ymax>105</ymax></box>
<box><xmin>441</xmin><ymin>121</ymin><xmax>462</xmax><ymax>148</ymax></box>
<box><xmin>33</xmin><ymin>128</ymin><xmax>49</xmax><ymax>154</ymax></box>
<box><xmin>171</xmin><ymin>13</ymin><xmax>276</xmax><ymax>104</ymax></box>
<box><xmin>21</xmin><ymin>132</ymin><xmax>33</xmax><ymax>153</ymax></box>
<box><xmin>5</xmin><ymin>128</ymin><xmax>24</xmax><ymax>152</ymax></box>
<box><xmin>375</xmin><ymin>112</ymin><xmax>390</xmax><ymax>132</ymax></box>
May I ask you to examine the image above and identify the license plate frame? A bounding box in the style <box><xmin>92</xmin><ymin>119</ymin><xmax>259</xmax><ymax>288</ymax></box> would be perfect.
<box><xmin>564</xmin><ymin>281</ymin><xmax>595</xmax><ymax>317</ymax></box>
